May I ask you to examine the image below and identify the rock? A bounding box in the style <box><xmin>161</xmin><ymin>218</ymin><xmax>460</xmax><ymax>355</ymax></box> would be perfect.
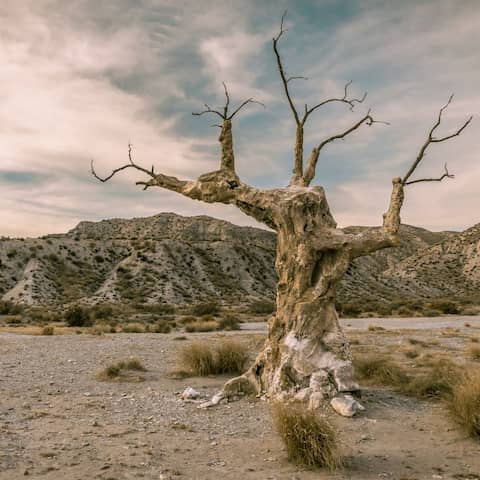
<box><xmin>330</xmin><ymin>394</ymin><xmax>365</xmax><ymax>417</ymax></box>
<box><xmin>181</xmin><ymin>387</ymin><xmax>200</xmax><ymax>400</ymax></box>
<box><xmin>293</xmin><ymin>388</ymin><xmax>312</xmax><ymax>402</ymax></box>
<box><xmin>308</xmin><ymin>392</ymin><xmax>325</xmax><ymax>410</ymax></box>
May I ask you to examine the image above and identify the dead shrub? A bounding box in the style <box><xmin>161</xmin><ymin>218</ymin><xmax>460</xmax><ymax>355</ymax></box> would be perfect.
<box><xmin>96</xmin><ymin>357</ymin><xmax>146</xmax><ymax>381</ymax></box>
<box><xmin>403</xmin><ymin>348</ymin><xmax>419</xmax><ymax>359</ymax></box>
<box><xmin>367</xmin><ymin>325</ymin><xmax>386</xmax><ymax>332</ymax></box>
<box><xmin>408</xmin><ymin>337</ymin><xmax>427</xmax><ymax>347</ymax></box>
<box><xmin>118</xmin><ymin>358</ymin><xmax>146</xmax><ymax>371</ymax></box>
<box><xmin>184</xmin><ymin>321</ymin><xmax>218</xmax><ymax>333</ymax></box>
<box><xmin>121</xmin><ymin>323</ymin><xmax>145</xmax><ymax>333</ymax></box>
<box><xmin>449</xmin><ymin>370</ymin><xmax>480</xmax><ymax>437</ymax></box>
<box><xmin>41</xmin><ymin>326</ymin><xmax>54</xmax><ymax>336</ymax></box>
<box><xmin>405</xmin><ymin>358</ymin><xmax>462</xmax><ymax>400</ymax></box>
<box><xmin>217</xmin><ymin>315</ymin><xmax>240</xmax><ymax>331</ymax></box>
<box><xmin>179</xmin><ymin>340</ymin><xmax>248</xmax><ymax>376</ymax></box>
<box><xmin>468</xmin><ymin>345</ymin><xmax>480</xmax><ymax>361</ymax></box>
<box><xmin>179</xmin><ymin>342</ymin><xmax>215</xmax><ymax>376</ymax></box>
<box><xmin>214</xmin><ymin>340</ymin><xmax>248</xmax><ymax>374</ymax></box>
<box><xmin>354</xmin><ymin>354</ymin><xmax>409</xmax><ymax>387</ymax></box>
<box><xmin>271</xmin><ymin>402</ymin><xmax>341</xmax><ymax>469</ymax></box>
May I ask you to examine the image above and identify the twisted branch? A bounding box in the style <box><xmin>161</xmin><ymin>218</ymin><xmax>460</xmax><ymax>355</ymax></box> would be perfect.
<box><xmin>303</xmin><ymin>111</ymin><xmax>389</xmax><ymax>186</ymax></box>
<box><xmin>192</xmin><ymin>82</ymin><xmax>264</xmax><ymax>121</ymax></box>
<box><xmin>402</xmin><ymin>94</ymin><xmax>472</xmax><ymax>186</ymax></box>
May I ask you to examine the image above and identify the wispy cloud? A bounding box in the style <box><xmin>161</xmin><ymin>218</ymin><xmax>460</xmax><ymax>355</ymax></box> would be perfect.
<box><xmin>0</xmin><ymin>0</ymin><xmax>478</xmax><ymax>237</ymax></box>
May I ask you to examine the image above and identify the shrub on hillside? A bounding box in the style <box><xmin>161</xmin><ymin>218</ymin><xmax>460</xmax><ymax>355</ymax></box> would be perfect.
<box><xmin>428</xmin><ymin>299</ymin><xmax>459</xmax><ymax>315</ymax></box>
<box><xmin>191</xmin><ymin>302</ymin><xmax>219</xmax><ymax>316</ymax></box>
<box><xmin>217</xmin><ymin>314</ymin><xmax>240</xmax><ymax>331</ymax></box>
<box><xmin>64</xmin><ymin>305</ymin><xmax>92</xmax><ymax>327</ymax></box>
<box><xmin>248</xmin><ymin>299</ymin><xmax>276</xmax><ymax>315</ymax></box>
<box><xmin>0</xmin><ymin>300</ymin><xmax>23</xmax><ymax>315</ymax></box>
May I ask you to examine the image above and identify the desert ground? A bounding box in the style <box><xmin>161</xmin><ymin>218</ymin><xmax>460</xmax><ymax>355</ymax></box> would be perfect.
<box><xmin>1</xmin><ymin>317</ymin><xmax>480</xmax><ymax>480</ymax></box>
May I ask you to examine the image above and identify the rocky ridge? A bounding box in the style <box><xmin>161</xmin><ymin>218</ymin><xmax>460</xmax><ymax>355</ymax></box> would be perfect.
<box><xmin>0</xmin><ymin>212</ymin><xmax>478</xmax><ymax>306</ymax></box>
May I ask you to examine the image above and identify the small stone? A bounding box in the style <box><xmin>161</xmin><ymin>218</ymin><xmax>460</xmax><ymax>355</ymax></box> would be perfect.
<box><xmin>181</xmin><ymin>387</ymin><xmax>200</xmax><ymax>400</ymax></box>
<box><xmin>330</xmin><ymin>394</ymin><xmax>365</xmax><ymax>417</ymax></box>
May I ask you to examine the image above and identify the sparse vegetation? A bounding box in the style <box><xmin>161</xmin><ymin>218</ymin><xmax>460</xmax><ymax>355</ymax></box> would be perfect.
<box><xmin>179</xmin><ymin>340</ymin><xmax>248</xmax><ymax>376</ymax></box>
<box><xmin>468</xmin><ymin>345</ymin><xmax>480</xmax><ymax>361</ymax></box>
<box><xmin>0</xmin><ymin>300</ymin><xmax>23</xmax><ymax>315</ymax></box>
<box><xmin>354</xmin><ymin>354</ymin><xmax>409</xmax><ymax>387</ymax></box>
<box><xmin>248</xmin><ymin>299</ymin><xmax>276</xmax><ymax>315</ymax></box>
<box><xmin>449</xmin><ymin>370</ymin><xmax>480</xmax><ymax>438</ymax></box>
<box><xmin>368</xmin><ymin>325</ymin><xmax>386</xmax><ymax>332</ymax></box>
<box><xmin>96</xmin><ymin>357</ymin><xmax>146</xmax><ymax>382</ymax></box>
<box><xmin>213</xmin><ymin>339</ymin><xmax>248</xmax><ymax>374</ymax></box>
<box><xmin>179</xmin><ymin>342</ymin><xmax>215</xmax><ymax>376</ymax></box>
<box><xmin>405</xmin><ymin>358</ymin><xmax>462</xmax><ymax>400</ymax></box>
<box><xmin>271</xmin><ymin>402</ymin><xmax>341</xmax><ymax>469</ymax></box>
<box><xmin>41</xmin><ymin>326</ymin><xmax>54</xmax><ymax>335</ymax></box>
<box><xmin>64</xmin><ymin>305</ymin><xmax>92</xmax><ymax>327</ymax></box>
<box><xmin>121</xmin><ymin>322</ymin><xmax>145</xmax><ymax>333</ymax></box>
<box><xmin>185</xmin><ymin>320</ymin><xmax>218</xmax><ymax>333</ymax></box>
<box><xmin>191</xmin><ymin>302</ymin><xmax>219</xmax><ymax>317</ymax></box>
<box><xmin>217</xmin><ymin>314</ymin><xmax>240</xmax><ymax>331</ymax></box>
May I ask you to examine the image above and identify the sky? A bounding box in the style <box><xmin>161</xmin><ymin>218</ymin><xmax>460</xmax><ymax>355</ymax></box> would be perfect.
<box><xmin>0</xmin><ymin>0</ymin><xmax>479</xmax><ymax>237</ymax></box>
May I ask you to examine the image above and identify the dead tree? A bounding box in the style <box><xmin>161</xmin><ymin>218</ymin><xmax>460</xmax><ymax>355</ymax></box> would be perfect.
<box><xmin>92</xmin><ymin>14</ymin><xmax>472</xmax><ymax>414</ymax></box>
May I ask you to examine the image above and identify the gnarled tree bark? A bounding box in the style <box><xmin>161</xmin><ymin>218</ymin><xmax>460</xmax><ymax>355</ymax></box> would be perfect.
<box><xmin>92</xmin><ymin>14</ymin><xmax>472</xmax><ymax>414</ymax></box>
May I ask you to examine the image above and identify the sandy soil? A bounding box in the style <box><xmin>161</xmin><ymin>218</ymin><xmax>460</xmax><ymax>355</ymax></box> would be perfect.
<box><xmin>1</xmin><ymin>326</ymin><xmax>480</xmax><ymax>480</ymax></box>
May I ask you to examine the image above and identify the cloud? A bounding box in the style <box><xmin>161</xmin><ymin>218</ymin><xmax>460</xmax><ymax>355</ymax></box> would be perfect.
<box><xmin>0</xmin><ymin>0</ymin><xmax>478</xmax><ymax>237</ymax></box>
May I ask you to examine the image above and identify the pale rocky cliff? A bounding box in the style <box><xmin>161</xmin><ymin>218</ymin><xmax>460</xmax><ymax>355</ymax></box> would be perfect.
<box><xmin>0</xmin><ymin>213</ymin><xmax>478</xmax><ymax>307</ymax></box>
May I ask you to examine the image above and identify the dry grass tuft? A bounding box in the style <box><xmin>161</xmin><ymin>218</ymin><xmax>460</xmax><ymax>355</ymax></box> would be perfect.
<box><xmin>184</xmin><ymin>321</ymin><xmax>219</xmax><ymax>333</ymax></box>
<box><xmin>118</xmin><ymin>357</ymin><xmax>146</xmax><ymax>371</ymax></box>
<box><xmin>405</xmin><ymin>358</ymin><xmax>462</xmax><ymax>399</ymax></box>
<box><xmin>403</xmin><ymin>348</ymin><xmax>419</xmax><ymax>359</ymax></box>
<box><xmin>41</xmin><ymin>326</ymin><xmax>55</xmax><ymax>336</ymax></box>
<box><xmin>449</xmin><ymin>370</ymin><xmax>480</xmax><ymax>438</ymax></box>
<box><xmin>367</xmin><ymin>325</ymin><xmax>386</xmax><ymax>332</ymax></box>
<box><xmin>97</xmin><ymin>357</ymin><xmax>147</xmax><ymax>381</ymax></box>
<box><xmin>354</xmin><ymin>354</ymin><xmax>409</xmax><ymax>387</ymax></box>
<box><xmin>271</xmin><ymin>402</ymin><xmax>342</xmax><ymax>469</ymax></box>
<box><xmin>121</xmin><ymin>323</ymin><xmax>145</xmax><ymax>333</ymax></box>
<box><xmin>468</xmin><ymin>345</ymin><xmax>480</xmax><ymax>361</ymax></box>
<box><xmin>179</xmin><ymin>342</ymin><xmax>215</xmax><ymax>375</ymax></box>
<box><xmin>179</xmin><ymin>340</ymin><xmax>248</xmax><ymax>376</ymax></box>
<box><xmin>407</xmin><ymin>337</ymin><xmax>428</xmax><ymax>347</ymax></box>
<box><xmin>214</xmin><ymin>339</ymin><xmax>248</xmax><ymax>374</ymax></box>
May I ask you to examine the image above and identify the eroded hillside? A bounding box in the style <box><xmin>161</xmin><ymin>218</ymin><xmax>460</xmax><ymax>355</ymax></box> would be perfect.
<box><xmin>1</xmin><ymin>213</ymin><xmax>479</xmax><ymax>308</ymax></box>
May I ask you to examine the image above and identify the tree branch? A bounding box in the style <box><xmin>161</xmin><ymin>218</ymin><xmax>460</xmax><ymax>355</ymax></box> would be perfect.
<box><xmin>404</xmin><ymin>163</ymin><xmax>454</xmax><ymax>185</ymax></box>
<box><xmin>192</xmin><ymin>104</ymin><xmax>225</xmax><ymax>119</ymax></box>
<box><xmin>228</xmin><ymin>98</ymin><xmax>265</xmax><ymax>120</ymax></box>
<box><xmin>303</xmin><ymin>111</ymin><xmax>388</xmax><ymax>186</ymax></box>
<box><xmin>91</xmin><ymin>145</ymin><xmax>277</xmax><ymax>229</ymax></box>
<box><xmin>346</xmin><ymin>95</ymin><xmax>472</xmax><ymax>259</ymax></box>
<box><xmin>302</xmin><ymin>80</ymin><xmax>367</xmax><ymax>123</ymax></box>
<box><xmin>346</xmin><ymin>177</ymin><xmax>404</xmax><ymax>259</ymax></box>
<box><xmin>273</xmin><ymin>11</ymin><xmax>300</xmax><ymax>126</ymax></box>
<box><xmin>402</xmin><ymin>95</ymin><xmax>473</xmax><ymax>185</ymax></box>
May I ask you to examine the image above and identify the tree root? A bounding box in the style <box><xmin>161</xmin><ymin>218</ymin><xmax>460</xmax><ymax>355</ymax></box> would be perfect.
<box><xmin>198</xmin><ymin>373</ymin><xmax>258</xmax><ymax>408</ymax></box>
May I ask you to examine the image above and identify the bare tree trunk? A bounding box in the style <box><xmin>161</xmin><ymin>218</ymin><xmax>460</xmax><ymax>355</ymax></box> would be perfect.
<box><xmin>91</xmin><ymin>16</ymin><xmax>471</xmax><ymax>415</ymax></box>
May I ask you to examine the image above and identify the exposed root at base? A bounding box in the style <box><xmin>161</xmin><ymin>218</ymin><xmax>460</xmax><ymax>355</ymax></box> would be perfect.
<box><xmin>198</xmin><ymin>374</ymin><xmax>257</xmax><ymax>408</ymax></box>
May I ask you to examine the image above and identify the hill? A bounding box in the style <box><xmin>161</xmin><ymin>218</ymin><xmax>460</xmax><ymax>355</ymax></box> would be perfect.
<box><xmin>1</xmin><ymin>213</ymin><xmax>478</xmax><ymax>310</ymax></box>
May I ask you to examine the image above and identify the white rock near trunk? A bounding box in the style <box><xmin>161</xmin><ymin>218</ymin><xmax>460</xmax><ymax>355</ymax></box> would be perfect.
<box><xmin>181</xmin><ymin>387</ymin><xmax>201</xmax><ymax>400</ymax></box>
<box><xmin>330</xmin><ymin>394</ymin><xmax>365</xmax><ymax>417</ymax></box>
